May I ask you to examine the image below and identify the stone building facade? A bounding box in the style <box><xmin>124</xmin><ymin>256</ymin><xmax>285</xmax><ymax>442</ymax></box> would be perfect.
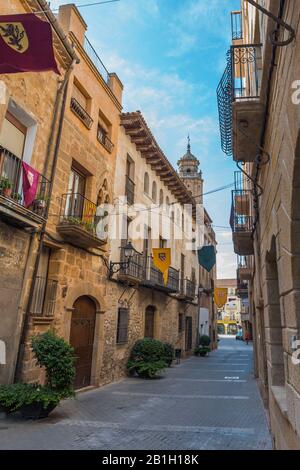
<box><xmin>217</xmin><ymin>0</ymin><xmax>300</xmax><ymax>449</ymax></box>
<box><xmin>104</xmin><ymin>111</ymin><xmax>217</xmax><ymax>385</ymax></box>
<box><xmin>0</xmin><ymin>0</ymin><xmax>77</xmax><ymax>384</ymax></box>
<box><xmin>18</xmin><ymin>3</ymin><xmax>123</xmax><ymax>390</ymax></box>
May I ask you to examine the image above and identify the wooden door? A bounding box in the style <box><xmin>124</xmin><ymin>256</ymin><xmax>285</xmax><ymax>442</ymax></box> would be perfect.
<box><xmin>185</xmin><ymin>316</ymin><xmax>192</xmax><ymax>351</ymax></box>
<box><xmin>145</xmin><ymin>306</ymin><xmax>155</xmax><ymax>338</ymax></box>
<box><xmin>70</xmin><ymin>296</ymin><xmax>96</xmax><ymax>389</ymax></box>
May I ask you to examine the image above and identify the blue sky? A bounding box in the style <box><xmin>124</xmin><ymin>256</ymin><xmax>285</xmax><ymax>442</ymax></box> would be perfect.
<box><xmin>52</xmin><ymin>0</ymin><xmax>240</xmax><ymax>278</ymax></box>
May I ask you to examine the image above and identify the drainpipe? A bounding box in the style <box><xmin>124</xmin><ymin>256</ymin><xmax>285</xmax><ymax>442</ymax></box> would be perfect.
<box><xmin>14</xmin><ymin>59</ymin><xmax>76</xmax><ymax>381</ymax></box>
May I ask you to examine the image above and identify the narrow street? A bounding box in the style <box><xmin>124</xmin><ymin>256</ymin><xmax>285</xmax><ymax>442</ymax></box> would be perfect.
<box><xmin>0</xmin><ymin>337</ymin><xmax>272</xmax><ymax>450</ymax></box>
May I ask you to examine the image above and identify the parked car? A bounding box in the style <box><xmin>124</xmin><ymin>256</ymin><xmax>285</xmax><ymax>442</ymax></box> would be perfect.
<box><xmin>236</xmin><ymin>330</ymin><xmax>244</xmax><ymax>341</ymax></box>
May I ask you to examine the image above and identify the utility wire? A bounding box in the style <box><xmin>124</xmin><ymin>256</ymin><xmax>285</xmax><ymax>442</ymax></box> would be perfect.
<box><xmin>30</xmin><ymin>0</ymin><xmax>121</xmax><ymax>14</ymax></box>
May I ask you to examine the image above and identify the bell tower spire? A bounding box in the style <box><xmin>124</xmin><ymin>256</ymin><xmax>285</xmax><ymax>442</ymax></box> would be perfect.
<box><xmin>177</xmin><ymin>136</ymin><xmax>204</xmax><ymax>204</ymax></box>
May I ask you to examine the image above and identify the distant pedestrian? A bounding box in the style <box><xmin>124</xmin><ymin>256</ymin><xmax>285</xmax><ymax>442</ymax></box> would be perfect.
<box><xmin>245</xmin><ymin>331</ymin><xmax>250</xmax><ymax>345</ymax></box>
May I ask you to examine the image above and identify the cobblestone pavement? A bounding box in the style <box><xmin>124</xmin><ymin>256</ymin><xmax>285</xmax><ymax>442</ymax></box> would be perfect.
<box><xmin>0</xmin><ymin>337</ymin><xmax>273</xmax><ymax>450</ymax></box>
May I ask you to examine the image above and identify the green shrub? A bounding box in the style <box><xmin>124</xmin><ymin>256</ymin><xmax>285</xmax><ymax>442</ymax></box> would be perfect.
<box><xmin>127</xmin><ymin>338</ymin><xmax>167</xmax><ymax>378</ymax></box>
<box><xmin>163</xmin><ymin>342</ymin><xmax>174</xmax><ymax>367</ymax></box>
<box><xmin>199</xmin><ymin>334</ymin><xmax>211</xmax><ymax>347</ymax></box>
<box><xmin>0</xmin><ymin>384</ymin><xmax>62</xmax><ymax>412</ymax></box>
<box><xmin>31</xmin><ymin>331</ymin><xmax>76</xmax><ymax>393</ymax></box>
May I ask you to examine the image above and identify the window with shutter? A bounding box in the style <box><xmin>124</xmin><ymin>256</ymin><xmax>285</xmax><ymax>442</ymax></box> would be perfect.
<box><xmin>116</xmin><ymin>308</ymin><xmax>129</xmax><ymax>344</ymax></box>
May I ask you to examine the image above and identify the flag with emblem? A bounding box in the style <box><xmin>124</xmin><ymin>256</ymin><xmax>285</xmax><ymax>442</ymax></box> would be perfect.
<box><xmin>153</xmin><ymin>248</ymin><xmax>171</xmax><ymax>286</ymax></box>
<box><xmin>0</xmin><ymin>13</ymin><xmax>59</xmax><ymax>75</ymax></box>
<box><xmin>197</xmin><ymin>245</ymin><xmax>216</xmax><ymax>272</ymax></box>
<box><xmin>214</xmin><ymin>288</ymin><xmax>228</xmax><ymax>309</ymax></box>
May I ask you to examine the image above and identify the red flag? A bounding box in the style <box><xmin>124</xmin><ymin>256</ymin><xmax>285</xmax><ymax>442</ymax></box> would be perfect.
<box><xmin>22</xmin><ymin>161</ymin><xmax>39</xmax><ymax>208</ymax></box>
<box><xmin>0</xmin><ymin>13</ymin><xmax>59</xmax><ymax>75</ymax></box>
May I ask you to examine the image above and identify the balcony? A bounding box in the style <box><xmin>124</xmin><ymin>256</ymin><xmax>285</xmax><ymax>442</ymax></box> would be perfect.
<box><xmin>57</xmin><ymin>193</ymin><xmax>107</xmax><ymax>249</ymax></box>
<box><xmin>231</xmin><ymin>189</ymin><xmax>254</xmax><ymax>256</ymax></box>
<box><xmin>237</xmin><ymin>282</ymin><xmax>249</xmax><ymax>300</ymax></box>
<box><xmin>0</xmin><ymin>146</ymin><xmax>50</xmax><ymax>228</ymax></box>
<box><xmin>142</xmin><ymin>257</ymin><xmax>180</xmax><ymax>294</ymax></box>
<box><xmin>97</xmin><ymin>125</ymin><xmax>114</xmax><ymax>154</ymax></box>
<box><xmin>117</xmin><ymin>247</ymin><xmax>144</xmax><ymax>285</ymax></box>
<box><xmin>30</xmin><ymin>277</ymin><xmax>58</xmax><ymax>319</ymax></box>
<box><xmin>237</xmin><ymin>255</ymin><xmax>253</xmax><ymax>281</ymax></box>
<box><xmin>70</xmin><ymin>97</ymin><xmax>93</xmax><ymax>129</ymax></box>
<box><xmin>217</xmin><ymin>44</ymin><xmax>263</xmax><ymax>162</ymax></box>
<box><xmin>177</xmin><ymin>278</ymin><xmax>196</xmax><ymax>301</ymax></box>
<box><xmin>125</xmin><ymin>175</ymin><xmax>135</xmax><ymax>205</ymax></box>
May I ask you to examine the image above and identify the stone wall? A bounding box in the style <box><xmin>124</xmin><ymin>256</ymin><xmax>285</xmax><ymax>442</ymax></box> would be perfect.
<box><xmin>246</xmin><ymin>0</ymin><xmax>300</xmax><ymax>449</ymax></box>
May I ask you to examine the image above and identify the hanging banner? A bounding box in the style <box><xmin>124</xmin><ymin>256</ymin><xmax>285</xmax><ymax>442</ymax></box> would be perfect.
<box><xmin>0</xmin><ymin>13</ymin><xmax>60</xmax><ymax>75</ymax></box>
<box><xmin>153</xmin><ymin>248</ymin><xmax>171</xmax><ymax>286</ymax></box>
<box><xmin>214</xmin><ymin>288</ymin><xmax>228</xmax><ymax>309</ymax></box>
<box><xmin>22</xmin><ymin>161</ymin><xmax>39</xmax><ymax>208</ymax></box>
<box><xmin>197</xmin><ymin>246</ymin><xmax>216</xmax><ymax>272</ymax></box>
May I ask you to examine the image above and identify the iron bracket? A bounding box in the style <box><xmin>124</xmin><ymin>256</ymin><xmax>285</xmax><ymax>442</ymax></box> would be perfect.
<box><xmin>246</xmin><ymin>0</ymin><xmax>295</xmax><ymax>46</ymax></box>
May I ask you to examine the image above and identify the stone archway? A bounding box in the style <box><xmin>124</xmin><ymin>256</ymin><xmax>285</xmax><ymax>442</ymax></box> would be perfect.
<box><xmin>70</xmin><ymin>296</ymin><xmax>97</xmax><ymax>389</ymax></box>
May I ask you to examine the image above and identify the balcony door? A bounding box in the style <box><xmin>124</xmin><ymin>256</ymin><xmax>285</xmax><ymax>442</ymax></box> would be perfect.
<box><xmin>65</xmin><ymin>166</ymin><xmax>86</xmax><ymax>218</ymax></box>
<box><xmin>0</xmin><ymin>112</ymin><xmax>27</xmax><ymax>196</ymax></box>
<box><xmin>145</xmin><ymin>306</ymin><xmax>155</xmax><ymax>339</ymax></box>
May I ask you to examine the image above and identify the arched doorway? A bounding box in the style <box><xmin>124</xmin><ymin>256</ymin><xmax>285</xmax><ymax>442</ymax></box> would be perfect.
<box><xmin>70</xmin><ymin>296</ymin><xmax>96</xmax><ymax>389</ymax></box>
<box><xmin>145</xmin><ymin>306</ymin><xmax>155</xmax><ymax>338</ymax></box>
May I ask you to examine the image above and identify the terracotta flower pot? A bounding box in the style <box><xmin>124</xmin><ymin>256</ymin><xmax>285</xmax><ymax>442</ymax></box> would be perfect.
<box><xmin>3</xmin><ymin>187</ymin><xmax>12</xmax><ymax>198</ymax></box>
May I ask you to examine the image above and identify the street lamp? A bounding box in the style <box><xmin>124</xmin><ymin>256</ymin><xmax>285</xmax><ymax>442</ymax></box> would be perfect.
<box><xmin>109</xmin><ymin>241</ymin><xmax>135</xmax><ymax>277</ymax></box>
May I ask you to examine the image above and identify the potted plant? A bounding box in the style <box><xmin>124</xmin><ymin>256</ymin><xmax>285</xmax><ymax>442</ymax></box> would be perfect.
<box><xmin>0</xmin><ymin>177</ymin><xmax>12</xmax><ymax>198</ymax></box>
<box><xmin>198</xmin><ymin>334</ymin><xmax>211</xmax><ymax>357</ymax></box>
<box><xmin>0</xmin><ymin>331</ymin><xmax>76</xmax><ymax>419</ymax></box>
<box><xmin>127</xmin><ymin>338</ymin><xmax>167</xmax><ymax>379</ymax></box>
<box><xmin>163</xmin><ymin>342</ymin><xmax>175</xmax><ymax>367</ymax></box>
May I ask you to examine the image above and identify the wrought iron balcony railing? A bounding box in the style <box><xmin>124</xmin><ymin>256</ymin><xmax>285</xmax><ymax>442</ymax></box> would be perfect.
<box><xmin>59</xmin><ymin>192</ymin><xmax>98</xmax><ymax>233</ymax></box>
<box><xmin>84</xmin><ymin>36</ymin><xmax>110</xmax><ymax>84</ymax></box>
<box><xmin>70</xmin><ymin>97</ymin><xmax>93</xmax><ymax>129</ymax></box>
<box><xmin>217</xmin><ymin>44</ymin><xmax>262</xmax><ymax>157</ymax></box>
<box><xmin>118</xmin><ymin>246</ymin><xmax>144</xmax><ymax>281</ymax></box>
<box><xmin>30</xmin><ymin>277</ymin><xmax>58</xmax><ymax>317</ymax></box>
<box><xmin>125</xmin><ymin>176</ymin><xmax>135</xmax><ymax>205</ymax></box>
<box><xmin>97</xmin><ymin>125</ymin><xmax>114</xmax><ymax>153</ymax></box>
<box><xmin>231</xmin><ymin>189</ymin><xmax>253</xmax><ymax>232</ymax></box>
<box><xmin>143</xmin><ymin>257</ymin><xmax>180</xmax><ymax>293</ymax></box>
<box><xmin>179</xmin><ymin>278</ymin><xmax>196</xmax><ymax>300</ymax></box>
<box><xmin>0</xmin><ymin>146</ymin><xmax>50</xmax><ymax>219</ymax></box>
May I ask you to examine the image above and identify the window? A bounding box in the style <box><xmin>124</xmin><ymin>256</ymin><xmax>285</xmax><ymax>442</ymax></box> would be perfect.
<box><xmin>159</xmin><ymin>189</ymin><xmax>164</xmax><ymax>205</ymax></box>
<box><xmin>30</xmin><ymin>246</ymin><xmax>58</xmax><ymax>317</ymax></box>
<box><xmin>144</xmin><ymin>172</ymin><xmax>149</xmax><ymax>194</ymax></box>
<box><xmin>0</xmin><ymin>112</ymin><xmax>26</xmax><ymax>159</ymax></box>
<box><xmin>152</xmin><ymin>181</ymin><xmax>157</xmax><ymax>202</ymax></box>
<box><xmin>116</xmin><ymin>308</ymin><xmax>129</xmax><ymax>344</ymax></box>
<box><xmin>178</xmin><ymin>313</ymin><xmax>184</xmax><ymax>333</ymax></box>
<box><xmin>65</xmin><ymin>165</ymin><xmax>86</xmax><ymax>218</ymax></box>
<box><xmin>159</xmin><ymin>236</ymin><xmax>167</xmax><ymax>248</ymax></box>
<box><xmin>72</xmin><ymin>82</ymin><xmax>88</xmax><ymax>110</ymax></box>
<box><xmin>71</xmin><ymin>81</ymin><xmax>93</xmax><ymax>129</ymax></box>
<box><xmin>125</xmin><ymin>156</ymin><xmax>135</xmax><ymax>205</ymax></box>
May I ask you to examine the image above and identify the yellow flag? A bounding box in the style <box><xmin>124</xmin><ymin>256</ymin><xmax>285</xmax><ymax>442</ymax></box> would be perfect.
<box><xmin>153</xmin><ymin>248</ymin><xmax>171</xmax><ymax>286</ymax></box>
<box><xmin>214</xmin><ymin>288</ymin><xmax>228</xmax><ymax>308</ymax></box>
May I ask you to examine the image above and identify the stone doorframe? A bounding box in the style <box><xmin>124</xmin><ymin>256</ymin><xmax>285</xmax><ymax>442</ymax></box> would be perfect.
<box><xmin>64</xmin><ymin>282</ymin><xmax>106</xmax><ymax>387</ymax></box>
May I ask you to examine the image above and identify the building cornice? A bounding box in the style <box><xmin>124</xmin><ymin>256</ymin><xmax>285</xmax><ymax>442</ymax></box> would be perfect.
<box><xmin>121</xmin><ymin>111</ymin><xmax>196</xmax><ymax>209</ymax></box>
